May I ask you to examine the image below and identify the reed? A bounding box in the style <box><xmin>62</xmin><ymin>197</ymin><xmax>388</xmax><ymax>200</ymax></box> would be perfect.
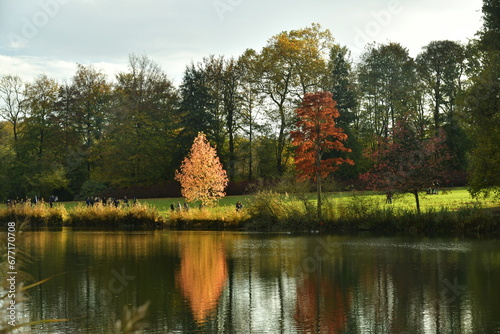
<box><xmin>168</xmin><ymin>206</ymin><xmax>249</xmax><ymax>230</ymax></box>
<box><xmin>66</xmin><ymin>203</ymin><xmax>165</xmax><ymax>229</ymax></box>
<box><xmin>0</xmin><ymin>203</ymin><xmax>67</xmax><ymax>227</ymax></box>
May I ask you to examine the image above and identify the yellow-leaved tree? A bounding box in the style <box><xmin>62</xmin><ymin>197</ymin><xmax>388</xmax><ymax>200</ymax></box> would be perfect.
<box><xmin>175</xmin><ymin>132</ymin><xmax>229</xmax><ymax>206</ymax></box>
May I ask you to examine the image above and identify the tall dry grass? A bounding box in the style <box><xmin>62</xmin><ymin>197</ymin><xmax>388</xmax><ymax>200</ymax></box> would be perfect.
<box><xmin>67</xmin><ymin>203</ymin><xmax>165</xmax><ymax>229</ymax></box>
<box><xmin>168</xmin><ymin>206</ymin><xmax>249</xmax><ymax>230</ymax></box>
<box><xmin>0</xmin><ymin>203</ymin><xmax>67</xmax><ymax>227</ymax></box>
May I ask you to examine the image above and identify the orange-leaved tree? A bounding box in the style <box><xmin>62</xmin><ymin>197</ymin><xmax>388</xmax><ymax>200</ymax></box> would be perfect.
<box><xmin>291</xmin><ymin>91</ymin><xmax>353</xmax><ymax>218</ymax></box>
<box><xmin>175</xmin><ymin>132</ymin><xmax>229</xmax><ymax>206</ymax></box>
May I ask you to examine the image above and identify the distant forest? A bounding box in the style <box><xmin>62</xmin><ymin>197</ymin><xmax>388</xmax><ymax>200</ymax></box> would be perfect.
<box><xmin>1</xmin><ymin>0</ymin><xmax>499</xmax><ymax>200</ymax></box>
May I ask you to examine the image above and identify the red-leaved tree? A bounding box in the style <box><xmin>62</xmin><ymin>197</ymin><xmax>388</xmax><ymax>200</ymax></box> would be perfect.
<box><xmin>175</xmin><ymin>132</ymin><xmax>229</xmax><ymax>206</ymax></box>
<box><xmin>360</xmin><ymin>117</ymin><xmax>451</xmax><ymax>213</ymax></box>
<box><xmin>291</xmin><ymin>91</ymin><xmax>354</xmax><ymax>218</ymax></box>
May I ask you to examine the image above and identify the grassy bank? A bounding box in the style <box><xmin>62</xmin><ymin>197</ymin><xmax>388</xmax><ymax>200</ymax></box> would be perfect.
<box><xmin>127</xmin><ymin>187</ymin><xmax>499</xmax><ymax>216</ymax></box>
<box><xmin>244</xmin><ymin>191</ymin><xmax>500</xmax><ymax>237</ymax></box>
<box><xmin>0</xmin><ymin>188</ymin><xmax>498</xmax><ymax>237</ymax></box>
<box><xmin>66</xmin><ymin>203</ymin><xmax>164</xmax><ymax>229</ymax></box>
<box><xmin>0</xmin><ymin>203</ymin><xmax>164</xmax><ymax>230</ymax></box>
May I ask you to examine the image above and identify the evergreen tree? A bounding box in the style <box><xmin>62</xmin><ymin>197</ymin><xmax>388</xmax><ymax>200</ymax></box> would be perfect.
<box><xmin>325</xmin><ymin>46</ymin><xmax>363</xmax><ymax>180</ymax></box>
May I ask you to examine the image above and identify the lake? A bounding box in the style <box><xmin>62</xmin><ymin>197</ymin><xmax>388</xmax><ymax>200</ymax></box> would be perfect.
<box><xmin>15</xmin><ymin>230</ymin><xmax>500</xmax><ymax>333</ymax></box>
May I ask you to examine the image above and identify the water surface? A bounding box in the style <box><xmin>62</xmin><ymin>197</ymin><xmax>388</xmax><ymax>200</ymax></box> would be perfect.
<box><xmin>17</xmin><ymin>230</ymin><xmax>500</xmax><ymax>333</ymax></box>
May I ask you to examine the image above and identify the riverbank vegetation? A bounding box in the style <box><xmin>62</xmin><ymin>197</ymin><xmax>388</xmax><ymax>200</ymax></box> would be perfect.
<box><xmin>1</xmin><ymin>188</ymin><xmax>498</xmax><ymax>237</ymax></box>
<box><xmin>245</xmin><ymin>190</ymin><xmax>499</xmax><ymax>237</ymax></box>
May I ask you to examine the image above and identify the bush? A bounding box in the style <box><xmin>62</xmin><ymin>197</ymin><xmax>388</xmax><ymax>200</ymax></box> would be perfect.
<box><xmin>246</xmin><ymin>191</ymin><xmax>287</xmax><ymax>228</ymax></box>
<box><xmin>76</xmin><ymin>180</ymin><xmax>109</xmax><ymax>200</ymax></box>
<box><xmin>245</xmin><ymin>191</ymin><xmax>320</xmax><ymax>230</ymax></box>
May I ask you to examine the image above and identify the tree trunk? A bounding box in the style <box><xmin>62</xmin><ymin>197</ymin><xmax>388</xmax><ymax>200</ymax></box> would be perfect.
<box><xmin>434</xmin><ymin>77</ymin><xmax>441</xmax><ymax>132</ymax></box>
<box><xmin>316</xmin><ymin>148</ymin><xmax>322</xmax><ymax>219</ymax></box>
<box><xmin>228</xmin><ymin>126</ymin><xmax>235</xmax><ymax>180</ymax></box>
<box><xmin>249</xmin><ymin>119</ymin><xmax>253</xmax><ymax>180</ymax></box>
<box><xmin>38</xmin><ymin>128</ymin><xmax>44</xmax><ymax>157</ymax></box>
<box><xmin>413</xmin><ymin>190</ymin><xmax>421</xmax><ymax>214</ymax></box>
<box><xmin>276</xmin><ymin>106</ymin><xmax>286</xmax><ymax>175</ymax></box>
<box><xmin>13</xmin><ymin>121</ymin><xmax>18</xmax><ymax>143</ymax></box>
<box><xmin>317</xmin><ymin>176</ymin><xmax>322</xmax><ymax>219</ymax></box>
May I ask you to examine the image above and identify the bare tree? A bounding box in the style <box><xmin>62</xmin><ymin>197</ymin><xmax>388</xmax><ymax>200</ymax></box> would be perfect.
<box><xmin>0</xmin><ymin>75</ymin><xmax>26</xmax><ymax>143</ymax></box>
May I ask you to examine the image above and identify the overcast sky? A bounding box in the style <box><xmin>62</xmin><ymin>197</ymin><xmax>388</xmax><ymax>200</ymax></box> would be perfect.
<box><xmin>0</xmin><ymin>0</ymin><xmax>484</xmax><ymax>85</ymax></box>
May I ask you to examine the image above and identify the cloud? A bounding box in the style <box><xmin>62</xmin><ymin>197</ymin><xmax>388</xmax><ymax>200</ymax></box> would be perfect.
<box><xmin>0</xmin><ymin>55</ymin><xmax>128</xmax><ymax>83</ymax></box>
<box><xmin>0</xmin><ymin>0</ymin><xmax>484</xmax><ymax>85</ymax></box>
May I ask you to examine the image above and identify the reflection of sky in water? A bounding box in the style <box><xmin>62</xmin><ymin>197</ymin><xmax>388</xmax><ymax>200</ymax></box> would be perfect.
<box><xmin>342</xmin><ymin>239</ymin><xmax>472</xmax><ymax>252</ymax></box>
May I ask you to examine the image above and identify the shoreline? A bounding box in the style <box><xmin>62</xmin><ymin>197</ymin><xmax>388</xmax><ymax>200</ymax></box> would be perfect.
<box><xmin>2</xmin><ymin>206</ymin><xmax>499</xmax><ymax>239</ymax></box>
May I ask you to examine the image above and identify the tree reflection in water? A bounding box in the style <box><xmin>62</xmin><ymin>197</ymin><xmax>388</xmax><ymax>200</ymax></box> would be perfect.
<box><xmin>294</xmin><ymin>274</ymin><xmax>351</xmax><ymax>333</ymax></box>
<box><xmin>176</xmin><ymin>233</ymin><xmax>228</xmax><ymax>324</ymax></box>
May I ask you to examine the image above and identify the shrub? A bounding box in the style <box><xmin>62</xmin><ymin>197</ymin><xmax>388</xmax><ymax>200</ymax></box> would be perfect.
<box><xmin>245</xmin><ymin>191</ymin><xmax>292</xmax><ymax>229</ymax></box>
<box><xmin>245</xmin><ymin>191</ymin><xmax>322</xmax><ymax>230</ymax></box>
<box><xmin>76</xmin><ymin>180</ymin><xmax>108</xmax><ymax>200</ymax></box>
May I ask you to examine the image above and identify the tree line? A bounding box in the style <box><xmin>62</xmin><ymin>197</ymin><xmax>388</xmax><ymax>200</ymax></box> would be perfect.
<box><xmin>1</xmin><ymin>1</ymin><xmax>499</xmax><ymax>201</ymax></box>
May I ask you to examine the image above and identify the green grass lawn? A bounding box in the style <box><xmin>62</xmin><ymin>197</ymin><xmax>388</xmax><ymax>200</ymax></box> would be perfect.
<box><xmin>34</xmin><ymin>187</ymin><xmax>498</xmax><ymax>216</ymax></box>
<box><xmin>143</xmin><ymin>195</ymin><xmax>253</xmax><ymax>215</ymax></box>
<box><xmin>340</xmin><ymin>188</ymin><xmax>499</xmax><ymax>212</ymax></box>
<box><xmin>32</xmin><ymin>194</ymin><xmax>255</xmax><ymax>216</ymax></box>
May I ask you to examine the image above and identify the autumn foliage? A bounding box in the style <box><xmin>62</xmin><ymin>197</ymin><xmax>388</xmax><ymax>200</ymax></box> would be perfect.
<box><xmin>175</xmin><ymin>132</ymin><xmax>229</xmax><ymax>206</ymax></box>
<box><xmin>291</xmin><ymin>91</ymin><xmax>353</xmax><ymax>181</ymax></box>
<box><xmin>176</xmin><ymin>234</ymin><xmax>228</xmax><ymax>323</ymax></box>
<box><xmin>360</xmin><ymin>117</ymin><xmax>451</xmax><ymax>212</ymax></box>
<box><xmin>291</xmin><ymin>91</ymin><xmax>353</xmax><ymax>217</ymax></box>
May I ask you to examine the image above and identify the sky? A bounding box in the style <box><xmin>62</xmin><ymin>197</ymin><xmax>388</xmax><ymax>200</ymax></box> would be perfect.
<box><xmin>0</xmin><ymin>0</ymin><xmax>484</xmax><ymax>85</ymax></box>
